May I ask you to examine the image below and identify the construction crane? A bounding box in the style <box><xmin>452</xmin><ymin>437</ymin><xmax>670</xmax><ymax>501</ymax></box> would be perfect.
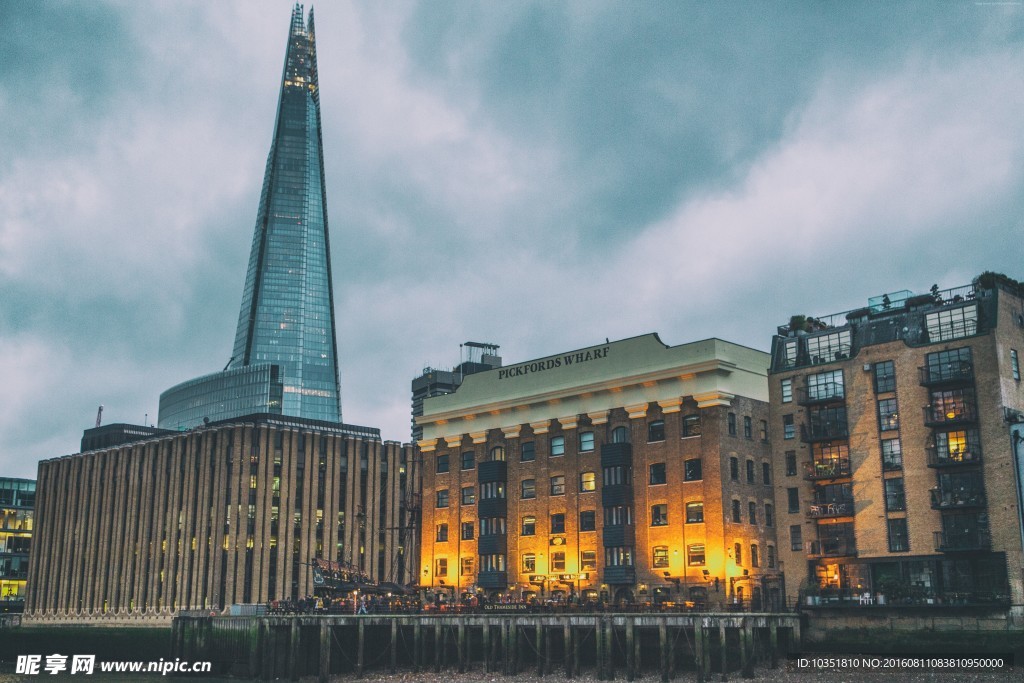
<box><xmin>95</xmin><ymin>405</ymin><xmax>104</xmax><ymax>428</ymax></box>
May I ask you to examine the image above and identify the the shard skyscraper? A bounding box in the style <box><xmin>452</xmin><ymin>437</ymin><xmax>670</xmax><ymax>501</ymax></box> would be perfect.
<box><xmin>159</xmin><ymin>5</ymin><xmax>342</xmax><ymax>429</ymax></box>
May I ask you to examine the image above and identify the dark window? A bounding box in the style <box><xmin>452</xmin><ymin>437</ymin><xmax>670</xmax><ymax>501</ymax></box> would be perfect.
<box><xmin>520</xmin><ymin>441</ymin><xmax>535</xmax><ymax>462</ymax></box>
<box><xmin>461</xmin><ymin>557</ymin><xmax>474</xmax><ymax>575</ymax></box>
<box><xmin>887</xmin><ymin>518</ymin><xmax>909</xmax><ymax>552</ymax></box>
<box><xmin>436</xmin><ymin>523</ymin><xmax>448</xmax><ymax>542</ymax></box>
<box><xmin>580</xmin><ymin>550</ymin><xmax>597</xmax><ymax>570</ymax></box>
<box><xmin>762</xmin><ymin>462</ymin><xmax>771</xmax><ymax>485</ymax></box>
<box><xmin>651</xmin><ymin>504</ymin><xmax>668</xmax><ymax>526</ymax></box>
<box><xmin>648</xmin><ymin>420</ymin><xmax>665</xmax><ymax>442</ymax></box>
<box><xmin>874</xmin><ymin>361</ymin><xmax>896</xmax><ymax>393</ymax></box>
<box><xmin>881</xmin><ymin>439</ymin><xmax>902</xmax><ymax>470</ymax></box>
<box><xmin>790</xmin><ymin>524</ymin><xmax>802</xmax><ymax>552</ymax></box>
<box><xmin>579</xmin><ymin>431</ymin><xmax>595</xmax><ymax>452</ymax></box>
<box><xmin>579</xmin><ymin>510</ymin><xmax>596</xmax><ymax>532</ymax></box>
<box><xmin>461</xmin><ymin>451</ymin><xmax>475</xmax><ymax>470</ymax></box>
<box><xmin>750</xmin><ymin>543</ymin><xmax>759</xmax><ymax>568</ymax></box>
<box><xmin>731</xmin><ymin>499</ymin><xmax>741</xmax><ymax>523</ymax></box>
<box><xmin>746</xmin><ymin>459</ymin><xmax>755</xmax><ymax>483</ymax></box>
<box><xmin>748</xmin><ymin>501</ymin><xmax>757</xmax><ymax>525</ymax></box>
<box><xmin>480</xmin><ymin>482</ymin><xmax>505</xmax><ymax>500</ymax></box>
<box><xmin>686</xmin><ymin>501</ymin><xmax>704</xmax><ymax>523</ymax></box>
<box><xmin>602</xmin><ymin>465</ymin><xmax>630</xmax><ymax>486</ymax></box>
<box><xmin>551</xmin><ymin>551</ymin><xmax>566</xmax><ymax>572</ymax></box>
<box><xmin>1012</xmin><ymin>349</ymin><xmax>1020</xmax><ymax>381</ymax></box>
<box><xmin>550</xmin><ymin>475</ymin><xmax>566</xmax><ymax>496</ymax></box>
<box><xmin>550</xmin><ymin>513</ymin><xmax>565</xmax><ymax>534</ymax></box>
<box><xmin>550</xmin><ymin>436</ymin><xmax>565</xmax><ymax>456</ymax></box>
<box><xmin>729</xmin><ymin>457</ymin><xmax>739</xmax><ymax>481</ymax></box>
<box><xmin>884</xmin><ymin>477</ymin><xmax>905</xmax><ymax>511</ymax></box>
<box><xmin>743</xmin><ymin>416</ymin><xmax>753</xmax><ymax>439</ymax></box>
<box><xmin>767</xmin><ymin>545</ymin><xmax>776</xmax><ymax>569</ymax></box>
<box><xmin>783</xmin><ymin>415</ymin><xmax>795</xmax><ymax>439</ymax></box>
<box><xmin>764</xmin><ymin>503</ymin><xmax>774</xmax><ymax>527</ymax></box>
<box><xmin>436</xmin><ymin>454</ymin><xmax>449</xmax><ymax>473</ymax></box>
<box><xmin>728</xmin><ymin>413</ymin><xmax>737</xmax><ymax>436</ymax></box>
<box><xmin>785</xmin><ymin>451</ymin><xmax>797</xmax><ymax>476</ymax></box>
<box><xmin>684</xmin><ymin>458</ymin><xmax>702</xmax><ymax>481</ymax></box>
<box><xmin>787</xmin><ymin>488</ymin><xmax>800</xmax><ymax>513</ymax></box>
<box><xmin>461</xmin><ymin>486</ymin><xmax>475</xmax><ymax>505</ymax></box>
<box><xmin>649</xmin><ymin>463</ymin><xmax>667</xmax><ymax>485</ymax></box>
<box><xmin>435</xmin><ymin>558</ymin><xmax>447</xmax><ymax>576</ymax></box>
<box><xmin>521</xmin><ymin>516</ymin><xmax>536</xmax><ymax>535</ymax></box>
<box><xmin>520</xmin><ymin>479</ymin><xmax>536</xmax><ymax>499</ymax></box>
<box><xmin>611</xmin><ymin>426</ymin><xmax>630</xmax><ymax>443</ymax></box>
<box><xmin>461</xmin><ymin>522</ymin><xmax>474</xmax><ymax>540</ymax></box>
<box><xmin>436</xmin><ymin>489</ymin><xmax>449</xmax><ymax>508</ymax></box>
<box><xmin>734</xmin><ymin>542</ymin><xmax>743</xmax><ymax>566</ymax></box>
<box><xmin>878</xmin><ymin>398</ymin><xmax>899</xmax><ymax>431</ymax></box>
<box><xmin>682</xmin><ymin>414</ymin><xmax>701</xmax><ymax>437</ymax></box>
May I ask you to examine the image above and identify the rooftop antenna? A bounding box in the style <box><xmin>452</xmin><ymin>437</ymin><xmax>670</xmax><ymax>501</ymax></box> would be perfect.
<box><xmin>95</xmin><ymin>405</ymin><xmax>104</xmax><ymax>428</ymax></box>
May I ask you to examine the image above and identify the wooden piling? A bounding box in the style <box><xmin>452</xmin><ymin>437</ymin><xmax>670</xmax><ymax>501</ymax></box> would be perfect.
<box><xmin>413</xmin><ymin>619</ymin><xmax>422</xmax><ymax>673</ymax></box>
<box><xmin>741</xmin><ymin>620</ymin><xmax>754</xmax><ymax>679</ymax></box>
<box><xmin>289</xmin><ymin>618</ymin><xmax>300</xmax><ymax>681</ymax></box>
<box><xmin>769</xmin><ymin>623</ymin><xmax>778</xmax><ymax>670</ymax></box>
<box><xmin>458</xmin><ymin>619</ymin><xmax>467</xmax><ymax>673</ymax></box>
<box><xmin>564</xmin><ymin>621</ymin><xmax>574</xmax><ymax>679</ymax></box>
<box><xmin>390</xmin><ymin>619</ymin><xmax>398</xmax><ymax>674</ymax></box>
<box><xmin>625</xmin><ymin>620</ymin><xmax>635</xmax><ymax>682</ymax></box>
<box><xmin>719</xmin><ymin>624</ymin><xmax>728</xmax><ymax>682</ymax></box>
<box><xmin>260</xmin><ymin>621</ymin><xmax>273</xmax><ymax>681</ymax></box>
<box><xmin>536</xmin><ymin>624</ymin><xmax>544</xmax><ymax>677</ymax></box>
<box><xmin>502</xmin><ymin>620</ymin><xmax>511</xmax><ymax>676</ymax></box>
<box><xmin>484</xmin><ymin>624</ymin><xmax>492</xmax><ymax>673</ymax></box>
<box><xmin>658</xmin><ymin>619</ymin><xmax>668</xmax><ymax>683</ymax></box>
<box><xmin>357</xmin><ymin>618</ymin><xmax>366</xmax><ymax>678</ymax></box>
<box><xmin>434</xmin><ymin>620</ymin><xmax>443</xmax><ymax>673</ymax></box>
<box><xmin>595</xmin><ymin>619</ymin><xmax>604</xmax><ymax>680</ymax></box>
<box><xmin>319</xmin><ymin>622</ymin><xmax>330</xmax><ymax>683</ymax></box>
<box><xmin>604</xmin><ymin>617</ymin><xmax>615</xmax><ymax>680</ymax></box>
<box><xmin>695</xmin><ymin>625</ymin><xmax>705</xmax><ymax>683</ymax></box>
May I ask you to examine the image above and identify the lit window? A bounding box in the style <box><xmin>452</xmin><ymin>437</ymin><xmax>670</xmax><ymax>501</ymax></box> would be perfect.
<box><xmin>521</xmin><ymin>516</ymin><xmax>536</xmax><ymax>536</ymax></box>
<box><xmin>488</xmin><ymin>446</ymin><xmax>506</xmax><ymax>462</ymax></box>
<box><xmin>551</xmin><ymin>551</ymin><xmax>565</xmax><ymax>572</ymax></box>
<box><xmin>651</xmin><ymin>504</ymin><xmax>668</xmax><ymax>526</ymax></box>
<box><xmin>550</xmin><ymin>475</ymin><xmax>566</xmax><ymax>496</ymax></box>
<box><xmin>653</xmin><ymin>546</ymin><xmax>669</xmax><ymax>568</ymax></box>
<box><xmin>522</xmin><ymin>553</ymin><xmax>536</xmax><ymax>573</ymax></box>
<box><xmin>686</xmin><ymin>501</ymin><xmax>704</xmax><ymax>524</ymax></box>
<box><xmin>579</xmin><ymin>471</ymin><xmax>596</xmax><ymax>492</ymax></box>
<box><xmin>687</xmin><ymin>543</ymin><xmax>705</xmax><ymax>566</ymax></box>
<box><xmin>461</xmin><ymin>556</ymin><xmax>474</xmax><ymax>575</ymax></box>
<box><xmin>580</xmin><ymin>550</ymin><xmax>597</xmax><ymax>570</ymax></box>
<box><xmin>734</xmin><ymin>542</ymin><xmax>743</xmax><ymax>566</ymax></box>
<box><xmin>435</xmin><ymin>558</ymin><xmax>447</xmax><ymax>576</ymax></box>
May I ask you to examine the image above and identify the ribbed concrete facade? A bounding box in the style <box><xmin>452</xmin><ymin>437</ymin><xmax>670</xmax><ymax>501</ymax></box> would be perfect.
<box><xmin>26</xmin><ymin>416</ymin><xmax>418</xmax><ymax>623</ymax></box>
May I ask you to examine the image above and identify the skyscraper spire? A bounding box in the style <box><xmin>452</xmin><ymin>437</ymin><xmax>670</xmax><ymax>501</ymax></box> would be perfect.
<box><xmin>228</xmin><ymin>3</ymin><xmax>341</xmax><ymax>423</ymax></box>
<box><xmin>159</xmin><ymin>5</ymin><xmax>341</xmax><ymax>429</ymax></box>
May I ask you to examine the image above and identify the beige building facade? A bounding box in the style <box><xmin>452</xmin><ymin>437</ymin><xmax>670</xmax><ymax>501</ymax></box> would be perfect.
<box><xmin>26</xmin><ymin>415</ymin><xmax>417</xmax><ymax>624</ymax></box>
<box><xmin>417</xmin><ymin>334</ymin><xmax>781</xmax><ymax>608</ymax></box>
<box><xmin>768</xmin><ymin>276</ymin><xmax>1024</xmax><ymax>612</ymax></box>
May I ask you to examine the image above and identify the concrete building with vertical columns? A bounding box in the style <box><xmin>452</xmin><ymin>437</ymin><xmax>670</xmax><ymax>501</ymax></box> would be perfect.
<box><xmin>768</xmin><ymin>273</ymin><xmax>1024</xmax><ymax>612</ymax></box>
<box><xmin>416</xmin><ymin>334</ymin><xmax>781</xmax><ymax>609</ymax></box>
<box><xmin>25</xmin><ymin>415</ymin><xmax>418</xmax><ymax>624</ymax></box>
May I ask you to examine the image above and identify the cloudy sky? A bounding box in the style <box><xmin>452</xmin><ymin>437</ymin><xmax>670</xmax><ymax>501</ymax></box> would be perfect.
<box><xmin>1</xmin><ymin>1</ymin><xmax>1022</xmax><ymax>478</ymax></box>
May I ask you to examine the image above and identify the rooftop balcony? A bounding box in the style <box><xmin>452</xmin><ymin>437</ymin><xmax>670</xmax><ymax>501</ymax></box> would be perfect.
<box><xmin>797</xmin><ymin>382</ymin><xmax>846</xmax><ymax>406</ymax></box>
<box><xmin>807</xmin><ymin>497</ymin><xmax>855</xmax><ymax>519</ymax></box>
<box><xmin>804</xmin><ymin>459</ymin><xmax>852</xmax><ymax>481</ymax></box>
<box><xmin>923</xmin><ymin>403</ymin><xmax>978</xmax><ymax>428</ymax></box>
<box><xmin>926</xmin><ymin>445</ymin><xmax>982</xmax><ymax>468</ymax></box>
<box><xmin>919</xmin><ymin>361</ymin><xmax>974</xmax><ymax>387</ymax></box>
<box><xmin>934</xmin><ymin>530</ymin><xmax>990</xmax><ymax>553</ymax></box>
<box><xmin>930</xmin><ymin>487</ymin><xmax>986</xmax><ymax>510</ymax></box>
<box><xmin>801</xmin><ymin>422</ymin><xmax>849</xmax><ymax>443</ymax></box>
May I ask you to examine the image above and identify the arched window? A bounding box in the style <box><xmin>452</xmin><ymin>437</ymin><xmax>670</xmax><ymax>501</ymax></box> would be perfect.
<box><xmin>611</xmin><ymin>426</ymin><xmax>630</xmax><ymax>443</ymax></box>
<box><xmin>488</xmin><ymin>446</ymin><xmax>506</xmax><ymax>462</ymax></box>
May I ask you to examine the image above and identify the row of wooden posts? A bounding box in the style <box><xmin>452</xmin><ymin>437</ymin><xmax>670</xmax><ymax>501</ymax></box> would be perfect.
<box><xmin>172</xmin><ymin>613</ymin><xmax>801</xmax><ymax>681</ymax></box>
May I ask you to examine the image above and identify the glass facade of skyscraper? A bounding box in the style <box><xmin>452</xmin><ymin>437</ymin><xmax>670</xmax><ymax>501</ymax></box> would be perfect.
<box><xmin>0</xmin><ymin>478</ymin><xmax>34</xmax><ymax>613</ymax></box>
<box><xmin>229</xmin><ymin>5</ymin><xmax>341</xmax><ymax>423</ymax></box>
<box><xmin>158</xmin><ymin>5</ymin><xmax>342</xmax><ymax>429</ymax></box>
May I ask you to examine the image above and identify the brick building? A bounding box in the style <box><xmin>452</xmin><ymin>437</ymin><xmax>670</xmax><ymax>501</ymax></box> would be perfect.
<box><xmin>416</xmin><ymin>334</ymin><xmax>781</xmax><ymax>609</ymax></box>
<box><xmin>768</xmin><ymin>274</ymin><xmax>1024</xmax><ymax>611</ymax></box>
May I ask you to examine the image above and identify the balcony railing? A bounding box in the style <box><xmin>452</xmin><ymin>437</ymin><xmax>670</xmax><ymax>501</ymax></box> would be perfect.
<box><xmin>926</xmin><ymin>445</ymin><xmax>981</xmax><ymax>468</ymax></box>
<box><xmin>934</xmin><ymin>530</ymin><xmax>990</xmax><ymax>552</ymax></box>
<box><xmin>804</xmin><ymin>459</ymin><xmax>852</xmax><ymax>480</ymax></box>
<box><xmin>807</xmin><ymin>539</ymin><xmax>857</xmax><ymax>558</ymax></box>
<box><xmin>923</xmin><ymin>404</ymin><xmax>978</xmax><ymax>427</ymax></box>
<box><xmin>801</xmin><ymin>422</ymin><xmax>849</xmax><ymax>442</ymax></box>
<box><xmin>797</xmin><ymin>382</ymin><xmax>846</xmax><ymax>406</ymax></box>
<box><xmin>603</xmin><ymin>566</ymin><xmax>637</xmax><ymax>584</ymax></box>
<box><xmin>919</xmin><ymin>361</ymin><xmax>974</xmax><ymax>387</ymax></box>
<box><xmin>930</xmin><ymin>488</ymin><xmax>986</xmax><ymax>510</ymax></box>
<box><xmin>807</xmin><ymin>498</ymin><xmax>855</xmax><ymax>519</ymax></box>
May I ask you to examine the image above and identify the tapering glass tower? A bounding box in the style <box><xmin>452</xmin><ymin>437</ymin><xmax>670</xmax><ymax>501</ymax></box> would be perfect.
<box><xmin>159</xmin><ymin>5</ymin><xmax>341</xmax><ymax>429</ymax></box>
<box><xmin>229</xmin><ymin>4</ymin><xmax>341</xmax><ymax>422</ymax></box>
